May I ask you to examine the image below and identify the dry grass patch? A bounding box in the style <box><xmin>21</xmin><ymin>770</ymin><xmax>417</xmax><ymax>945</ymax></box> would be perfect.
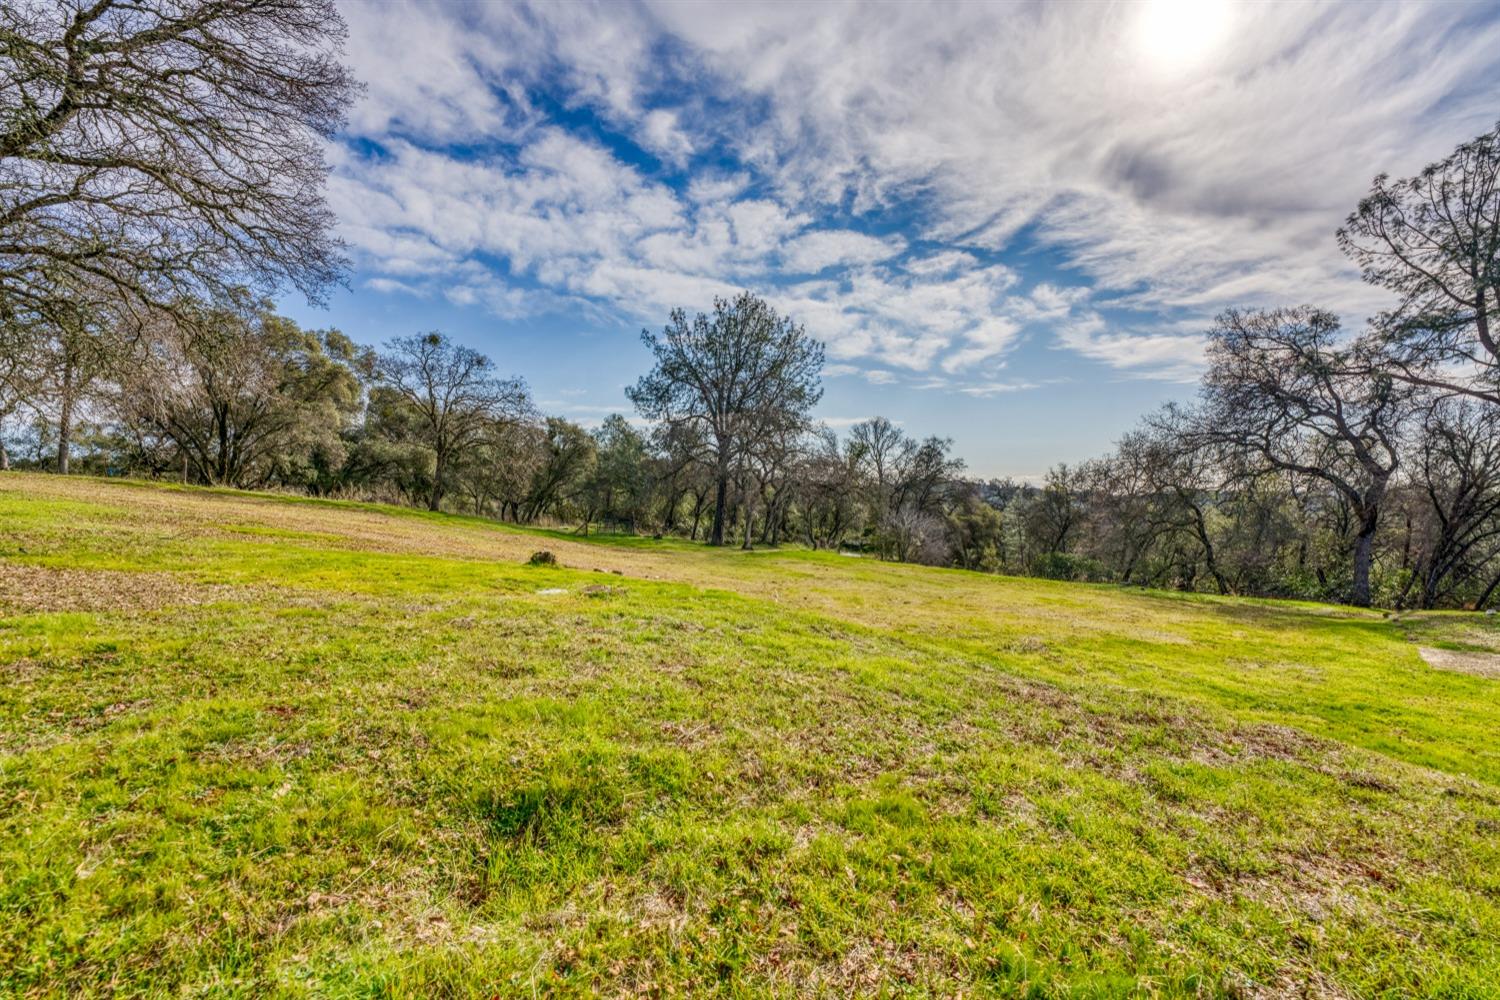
<box><xmin>1418</xmin><ymin>645</ymin><xmax>1500</xmax><ymax>679</ymax></box>
<box><xmin>0</xmin><ymin>560</ymin><xmax>247</xmax><ymax>614</ymax></box>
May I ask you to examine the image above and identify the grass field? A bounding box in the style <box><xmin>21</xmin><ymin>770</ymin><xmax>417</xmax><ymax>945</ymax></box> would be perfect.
<box><xmin>2</xmin><ymin>473</ymin><xmax>1498</xmax><ymax>998</ymax></box>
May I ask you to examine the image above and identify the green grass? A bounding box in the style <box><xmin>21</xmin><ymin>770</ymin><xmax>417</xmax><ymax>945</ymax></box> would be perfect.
<box><xmin>1</xmin><ymin>473</ymin><xmax>1498</xmax><ymax>998</ymax></box>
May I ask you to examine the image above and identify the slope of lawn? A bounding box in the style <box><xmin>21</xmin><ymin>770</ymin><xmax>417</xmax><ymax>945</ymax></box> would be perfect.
<box><xmin>1</xmin><ymin>473</ymin><xmax>1498</xmax><ymax>998</ymax></box>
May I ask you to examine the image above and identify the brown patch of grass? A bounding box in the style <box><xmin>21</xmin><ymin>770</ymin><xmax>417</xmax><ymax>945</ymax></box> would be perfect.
<box><xmin>1418</xmin><ymin>646</ymin><xmax>1500</xmax><ymax>679</ymax></box>
<box><xmin>0</xmin><ymin>560</ymin><xmax>246</xmax><ymax>615</ymax></box>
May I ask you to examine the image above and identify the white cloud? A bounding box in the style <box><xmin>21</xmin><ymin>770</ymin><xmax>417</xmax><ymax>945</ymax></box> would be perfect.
<box><xmin>1054</xmin><ymin>313</ymin><xmax>1206</xmax><ymax>383</ymax></box>
<box><xmin>364</xmin><ymin>276</ymin><xmax>426</xmax><ymax>296</ymax></box>
<box><xmin>782</xmin><ymin>230</ymin><xmax>905</xmax><ymax>273</ymax></box>
<box><xmin>640</xmin><ymin>109</ymin><xmax>695</xmax><ymax>165</ymax></box>
<box><xmin>942</xmin><ymin>317</ymin><xmax>1023</xmax><ymax>373</ymax></box>
<box><xmin>820</xmin><ymin>415</ymin><xmax>885</xmax><ymax>429</ymax></box>
<box><xmin>903</xmin><ymin>251</ymin><xmax>979</xmax><ymax>277</ymax></box>
<box><xmin>329</xmin><ymin>0</ymin><xmax>1500</xmax><ymax>391</ymax></box>
<box><xmin>646</xmin><ymin>0</ymin><xmax>1499</xmax><ymax>322</ymax></box>
<box><xmin>958</xmin><ymin>380</ymin><xmax>1041</xmax><ymax>397</ymax></box>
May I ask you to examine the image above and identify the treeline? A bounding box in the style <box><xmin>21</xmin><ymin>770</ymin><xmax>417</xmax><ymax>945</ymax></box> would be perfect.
<box><xmin>2</xmin><ymin>274</ymin><xmax>1497</xmax><ymax>611</ymax></box>
<box><xmin>1</xmin><ymin>2</ymin><xmax>1497</xmax><ymax>610</ymax></box>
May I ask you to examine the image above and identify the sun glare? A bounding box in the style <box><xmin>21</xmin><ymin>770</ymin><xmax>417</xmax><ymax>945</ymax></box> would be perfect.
<box><xmin>1133</xmin><ymin>0</ymin><xmax>1233</xmax><ymax>74</ymax></box>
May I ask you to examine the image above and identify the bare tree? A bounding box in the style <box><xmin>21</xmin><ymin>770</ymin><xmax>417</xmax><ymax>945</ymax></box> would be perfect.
<box><xmin>849</xmin><ymin>415</ymin><xmax>911</xmax><ymax>514</ymax></box>
<box><xmin>741</xmin><ymin>415</ymin><xmax>802</xmax><ymax>548</ymax></box>
<box><xmin>373</xmin><ymin>333</ymin><xmax>532</xmax><ymax>512</ymax></box>
<box><xmin>1084</xmin><ymin>439</ymin><xmax>1178</xmax><ymax>586</ymax></box>
<box><xmin>890</xmin><ymin>435</ymin><xmax>964</xmax><ymax>521</ymax></box>
<box><xmin>1198</xmin><ymin>307</ymin><xmax>1412</xmax><ymax>606</ymax></box>
<box><xmin>1406</xmin><ymin>399</ymin><xmax>1500</xmax><ymax>608</ymax></box>
<box><xmin>0</xmin><ymin>0</ymin><xmax>357</xmax><ymax>315</ymax></box>
<box><xmin>1023</xmin><ymin>464</ymin><xmax>1084</xmax><ymax>561</ymax></box>
<box><xmin>799</xmin><ymin>426</ymin><xmax>864</xmax><ymax>549</ymax></box>
<box><xmin>1139</xmin><ymin>405</ymin><xmax>1232</xmax><ymax>594</ymax></box>
<box><xmin>1338</xmin><ymin>123</ymin><xmax>1500</xmax><ymax>406</ymax></box>
<box><xmin>629</xmin><ymin>292</ymin><xmax>824</xmax><ymax>545</ymax></box>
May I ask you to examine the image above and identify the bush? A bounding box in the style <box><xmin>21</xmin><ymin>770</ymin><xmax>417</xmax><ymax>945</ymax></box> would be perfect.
<box><xmin>1031</xmin><ymin>551</ymin><xmax>1107</xmax><ymax>582</ymax></box>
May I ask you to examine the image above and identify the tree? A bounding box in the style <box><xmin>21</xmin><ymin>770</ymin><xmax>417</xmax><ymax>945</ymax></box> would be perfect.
<box><xmin>1338</xmin><ymin>123</ymin><xmax>1500</xmax><ymax>406</ymax></box>
<box><xmin>849</xmin><ymin>416</ymin><xmax>911</xmax><ymax>515</ymax></box>
<box><xmin>0</xmin><ymin>0</ymin><xmax>357</xmax><ymax>317</ymax></box>
<box><xmin>522</xmin><ymin>418</ymin><xmax>595</xmax><ymax>523</ymax></box>
<box><xmin>651</xmin><ymin>420</ymin><xmax>708</xmax><ymax>535</ymax></box>
<box><xmin>1405</xmin><ymin>399</ymin><xmax>1500</xmax><ymax>608</ymax></box>
<box><xmin>799</xmin><ymin>427</ymin><xmax>864</xmax><ymax>550</ymax></box>
<box><xmin>1136</xmin><ymin>406</ymin><xmax>1232</xmax><ymax>594</ymax></box>
<box><xmin>945</xmin><ymin>487</ymin><xmax>1005</xmax><ymax>572</ymax></box>
<box><xmin>1083</xmin><ymin>441</ymin><xmax>1177</xmax><ymax>586</ymax></box>
<box><xmin>629</xmin><ymin>292</ymin><xmax>824</xmax><ymax>545</ymax></box>
<box><xmin>0</xmin><ymin>315</ymin><xmax>44</xmax><ymax>470</ymax></box>
<box><xmin>581</xmin><ymin>414</ymin><xmax>651</xmax><ymax>534</ymax></box>
<box><xmin>118</xmin><ymin>293</ymin><xmax>364</xmax><ymax>488</ymax></box>
<box><xmin>1023</xmin><ymin>464</ymin><xmax>1084</xmax><ymax>561</ymax></box>
<box><xmin>891</xmin><ymin>435</ymin><xmax>964</xmax><ymax>520</ymax></box>
<box><xmin>1197</xmin><ymin>307</ymin><xmax>1412</xmax><ymax>607</ymax></box>
<box><xmin>30</xmin><ymin>284</ymin><xmax>125</xmax><ymax>474</ymax></box>
<box><xmin>455</xmin><ymin>418</ymin><xmax>547</xmax><ymax>521</ymax></box>
<box><xmin>373</xmin><ymin>333</ymin><xmax>532</xmax><ymax>512</ymax></box>
<box><xmin>845</xmin><ymin>417</ymin><xmax>964</xmax><ymax>561</ymax></box>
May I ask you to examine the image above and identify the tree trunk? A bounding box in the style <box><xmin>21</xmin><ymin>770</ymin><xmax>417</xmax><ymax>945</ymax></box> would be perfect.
<box><xmin>1420</xmin><ymin>561</ymin><xmax>1444</xmax><ymax>610</ymax></box>
<box><xmin>663</xmin><ymin>487</ymin><xmax>682</xmax><ymax>533</ymax></box>
<box><xmin>1477</xmin><ymin>568</ymin><xmax>1500</xmax><ymax>611</ymax></box>
<box><xmin>709</xmin><ymin>472</ymin><xmax>728</xmax><ymax>546</ymax></box>
<box><xmin>1349</xmin><ymin>516</ymin><xmax>1377</xmax><ymax>607</ymax></box>
<box><xmin>1188</xmin><ymin>503</ymin><xmax>1229</xmax><ymax>595</ymax></box>
<box><xmin>429</xmin><ymin>451</ymin><xmax>445</xmax><ymax>511</ymax></box>
<box><xmin>56</xmin><ymin>359</ymin><xmax>74</xmax><ymax>475</ymax></box>
<box><xmin>0</xmin><ymin>439</ymin><xmax>8</xmax><ymax>471</ymax></box>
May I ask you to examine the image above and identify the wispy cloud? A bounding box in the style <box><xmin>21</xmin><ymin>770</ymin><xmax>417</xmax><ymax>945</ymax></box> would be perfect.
<box><xmin>330</xmin><ymin>0</ymin><xmax>1500</xmax><ymax>387</ymax></box>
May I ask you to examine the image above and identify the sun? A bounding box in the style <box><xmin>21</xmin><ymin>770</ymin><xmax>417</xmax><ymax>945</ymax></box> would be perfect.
<box><xmin>1132</xmin><ymin>0</ymin><xmax>1233</xmax><ymax>75</ymax></box>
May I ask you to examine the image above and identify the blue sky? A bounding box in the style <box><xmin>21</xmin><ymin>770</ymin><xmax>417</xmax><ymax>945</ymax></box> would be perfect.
<box><xmin>279</xmin><ymin>0</ymin><xmax>1500</xmax><ymax>479</ymax></box>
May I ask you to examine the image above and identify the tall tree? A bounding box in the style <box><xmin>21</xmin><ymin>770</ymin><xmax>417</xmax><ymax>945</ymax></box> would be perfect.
<box><xmin>850</xmin><ymin>416</ymin><xmax>912</xmax><ymax>518</ymax></box>
<box><xmin>629</xmin><ymin>292</ymin><xmax>824</xmax><ymax>545</ymax></box>
<box><xmin>1023</xmin><ymin>464</ymin><xmax>1084</xmax><ymax>561</ymax></box>
<box><xmin>373</xmin><ymin>332</ymin><xmax>532</xmax><ymax>512</ymax></box>
<box><xmin>1338</xmin><ymin>123</ymin><xmax>1500</xmax><ymax>405</ymax></box>
<box><xmin>1198</xmin><ymin>307</ymin><xmax>1412</xmax><ymax>607</ymax></box>
<box><xmin>0</xmin><ymin>0</ymin><xmax>357</xmax><ymax>315</ymax></box>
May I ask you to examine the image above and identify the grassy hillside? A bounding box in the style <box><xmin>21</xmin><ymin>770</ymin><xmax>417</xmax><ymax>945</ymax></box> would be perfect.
<box><xmin>1</xmin><ymin>473</ymin><xmax>1498</xmax><ymax>998</ymax></box>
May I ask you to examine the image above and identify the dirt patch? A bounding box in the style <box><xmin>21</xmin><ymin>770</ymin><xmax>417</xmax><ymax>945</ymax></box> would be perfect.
<box><xmin>0</xmin><ymin>560</ymin><xmax>246</xmax><ymax>615</ymax></box>
<box><xmin>1418</xmin><ymin>646</ymin><xmax>1500</xmax><ymax>680</ymax></box>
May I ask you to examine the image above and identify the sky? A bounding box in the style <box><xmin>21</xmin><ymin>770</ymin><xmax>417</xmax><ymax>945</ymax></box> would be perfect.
<box><xmin>279</xmin><ymin>0</ymin><xmax>1500</xmax><ymax>480</ymax></box>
